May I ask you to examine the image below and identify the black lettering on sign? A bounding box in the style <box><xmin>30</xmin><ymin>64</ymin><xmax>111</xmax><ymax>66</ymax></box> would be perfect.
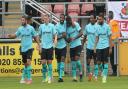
<box><xmin>10</xmin><ymin>48</ymin><xmax>15</xmax><ymax>55</ymax></box>
<box><xmin>0</xmin><ymin>59</ymin><xmax>11</xmax><ymax>65</ymax></box>
<box><xmin>34</xmin><ymin>58</ymin><xmax>41</xmax><ymax>65</ymax></box>
<box><xmin>31</xmin><ymin>69</ymin><xmax>42</xmax><ymax>74</ymax></box>
<box><xmin>13</xmin><ymin>59</ymin><xmax>23</xmax><ymax>65</ymax></box>
<box><xmin>13</xmin><ymin>59</ymin><xmax>17</xmax><ymax>65</ymax></box>
<box><xmin>0</xmin><ymin>68</ymin><xmax>22</xmax><ymax>74</ymax></box>
<box><xmin>0</xmin><ymin>46</ymin><xmax>15</xmax><ymax>56</ymax></box>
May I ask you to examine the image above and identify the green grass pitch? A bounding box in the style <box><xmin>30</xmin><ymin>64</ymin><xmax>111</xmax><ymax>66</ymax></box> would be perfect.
<box><xmin>0</xmin><ymin>76</ymin><xmax>128</xmax><ymax>89</ymax></box>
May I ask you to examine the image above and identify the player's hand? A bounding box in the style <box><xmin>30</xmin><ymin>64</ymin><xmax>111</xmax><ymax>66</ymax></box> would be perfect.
<box><xmin>67</xmin><ymin>38</ymin><xmax>71</xmax><ymax>43</ymax></box>
<box><xmin>7</xmin><ymin>34</ymin><xmax>11</xmax><ymax>38</ymax></box>
<box><xmin>67</xmin><ymin>38</ymin><xmax>75</xmax><ymax>43</ymax></box>
<box><xmin>54</xmin><ymin>40</ymin><xmax>57</xmax><ymax>48</ymax></box>
<box><xmin>70</xmin><ymin>38</ymin><xmax>75</xmax><ymax>42</ymax></box>
<box><xmin>94</xmin><ymin>48</ymin><xmax>96</xmax><ymax>53</ymax></box>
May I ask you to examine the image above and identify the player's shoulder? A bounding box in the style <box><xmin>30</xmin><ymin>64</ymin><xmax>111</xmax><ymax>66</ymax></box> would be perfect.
<box><xmin>94</xmin><ymin>23</ymin><xmax>99</xmax><ymax>28</ymax></box>
<box><xmin>39</xmin><ymin>23</ymin><xmax>44</xmax><ymax>27</ymax></box>
<box><xmin>55</xmin><ymin>22</ymin><xmax>60</xmax><ymax>27</ymax></box>
<box><xmin>104</xmin><ymin>23</ymin><xmax>110</xmax><ymax>28</ymax></box>
<box><xmin>27</xmin><ymin>24</ymin><xmax>35</xmax><ymax>31</ymax></box>
<box><xmin>49</xmin><ymin>23</ymin><xmax>56</xmax><ymax>29</ymax></box>
<box><xmin>27</xmin><ymin>24</ymin><xmax>34</xmax><ymax>28</ymax></box>
<box><xmin>86</xmin><ymin>23</ymin><xmax>91</xmax><ymax>27</ymax></box>
<box><xmin>49</xmin><ymin>23</ymin><xmax>55</xmax><ymax>27</ymax></box>
<box><xmin>95</xmin><ymin>24</ymin><xmax>100</xmax><ymax>31</ymax></box>
<box><xmin>18</xmin><ymin>26</ymin><xmax>24</xmax><ymax>31</ymax></box>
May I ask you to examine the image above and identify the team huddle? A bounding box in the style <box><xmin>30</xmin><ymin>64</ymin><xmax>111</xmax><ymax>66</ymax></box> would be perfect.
<box><xmin>7</xmin><ymin>13</ymin><xmax>113</xmax><ymax>84</ymax></box>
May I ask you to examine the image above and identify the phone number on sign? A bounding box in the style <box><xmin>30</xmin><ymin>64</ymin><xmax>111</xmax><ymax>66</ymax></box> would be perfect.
<box><xmin>0</xmin><ymin>58</ymin><xmax>41</xmax><ymax>65</ymax></box>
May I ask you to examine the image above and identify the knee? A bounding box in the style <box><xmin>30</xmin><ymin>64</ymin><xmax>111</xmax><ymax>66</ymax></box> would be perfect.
<box><xmin>27</xmin><ymin>59</ymin><xmax>31</xmax><ymax>65</ymax></box>
<box><xmin>41</xmin><ymin>60</ymin><xmax>46</xmax><ymax>64</ymax></box>
<box><xmin>47</xmin><ymin>60</ymin><xmax>52</xmax><ymax>64</ymax></box>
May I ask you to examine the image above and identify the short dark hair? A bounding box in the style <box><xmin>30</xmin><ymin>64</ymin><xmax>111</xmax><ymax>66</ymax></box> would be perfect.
<box><xmin>90</xmin><ymin>13</ymin><xmax>96</xmax><ymax>19</ymax></box>
<box><xmin>22</xmin><ymin>15</ymin><xmax>27</xmax><ymax>19</ymax></box>
<box><xmin>98</xmin><ymin>13</ymin><xmax>104</xmax><ymax>19</ymax></box>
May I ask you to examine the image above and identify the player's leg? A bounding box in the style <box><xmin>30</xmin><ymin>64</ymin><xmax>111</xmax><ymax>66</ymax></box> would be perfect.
<box><xmin>41</xmin><ymin>48</ymin><xmax>48</xmax><ymax>83</ymax></box>
<box><xmin>25</xmin><ymin>49</ymin><xmax>34</xmax><ymax>84</ymax></box>
<box><xmin>99</xmin><ymin>63</ymin><xmax>103</xmax><ymax>75</ymax></box>
<box><xmin>93</xmin><ymin>51</ymin><xmax>98</xmax><ymax>81</ymax></box>
<box><xmin>94</xmin><ymin>49</ymin><xmax>102</xmax><ymax>81</ymax></box>
<box><xmin>102</xmin><ymin>47</ymin><xmax>109</xmax><ymax>83</ymax></box>
<box><xmin>20</xmin><ymin>52</ymin><xmax>27</xmax><ymax>84</ymax></box>
<box><xmin>86</xmin><ymin>48</ymin><xmax>93</xmax><ymax>81</ymax></box>
<box><xmin>70</xmin><ymin>48</ymin><xmax>77</xmax><ymax>82</ymax></box>
<box><xmin>47</xmin><ymin>47</ymin><xmax>54</xmax><ymax>84</ymax></box>
<box><xmin>98</xmin><ymin>50</ymin><xmax>103</xmax><ymax>76</ymax></box>
<box><xmin>74</xmin><ymin>46</ymin><xmax>83</xmax><ymax>82</ymax></box>
<box><xmin>55</xmin><ymin>48</ymin><xmax>61</xmax><ymax>81</ymax></box>
<box><xmin>58</xmin><ymin>47</ymin><xmax>66</xmax><ymax>82</ymax></box>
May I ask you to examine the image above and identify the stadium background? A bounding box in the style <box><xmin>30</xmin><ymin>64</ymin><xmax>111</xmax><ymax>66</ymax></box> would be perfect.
<box><xmin>0</xmin><ymin>0</ymin><xmax>128</xmax><ymax>77</ymax></box>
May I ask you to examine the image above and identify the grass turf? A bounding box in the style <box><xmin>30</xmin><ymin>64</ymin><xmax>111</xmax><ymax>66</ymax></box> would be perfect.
<box><xmin>0</xmin><ymin>76</ymin><xmax>128</xmax><ymax>89</ymax></box>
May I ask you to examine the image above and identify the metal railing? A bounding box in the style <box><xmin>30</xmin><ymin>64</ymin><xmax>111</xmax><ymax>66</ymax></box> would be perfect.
<box><xmin>24</xmin><ymin>0</ymin><xmax>59</xmax><ymax>23</ymax></box>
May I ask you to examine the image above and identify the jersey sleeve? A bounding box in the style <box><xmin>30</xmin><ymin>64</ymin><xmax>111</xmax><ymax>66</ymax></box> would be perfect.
<box><xmin>75</xmin><ymin>22</ymin><xmax>81</xmax><ymax>32</ymax></box>
<box><xmin>95</xmin><ymin>28</ymin><xmax>99</xmax><ymax>37</ymax></box>
<box><xmin>38</xmin><ymin>25</ymin><xmax>42</xmax><ymax>36</ymax></box>
<box><xmin>107</xmin><ymin>25</ymin><xmax>112</xmax><ymax>36</ymax></box>
<box><xmin>31</xmin><ymin>27</ymin><xmax>37</xmax><ymax>37</ymax></box>
<box><xmin>53</xmin><ymin>25</ymin><xmax>57</xmax><ymax>35</ymax></box>
<box><xmin>15</xmin><ymin>28</ymin><xmax>21</xmax><ymax>37</ymax></box>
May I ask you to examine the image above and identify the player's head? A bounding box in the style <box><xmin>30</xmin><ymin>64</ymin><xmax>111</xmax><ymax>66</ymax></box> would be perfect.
<box><xmin>43</xmin><ymin>14</ymin><xmax>50</xmax><ymax>24</ymax></box>
<box><xmin>109</xmin><ymin>11</ymin><xmax>114</xmax><ymax>20</ymax></box>
<box><xmin>60</xmin><ymin>14</ymin><xmax>65</xmax><ymax>24</ymax></box>
<box><xmin>41</xmin><ymin>14</ymin><xmax>44</xmax><ymax>23</ymax></box>
<box><xmin>26</xmin><ymin>15</ymin><xmax>32</xmax><ymax>24</ymax></box>
<box><xmin>98</xmin><ymin>14</ymin><xmax>104</xmax><ymax>25</ymax></box>
<box><xmin>90</xmin><ymin>13</ymin><xmax>96</xmax><ymax>25</ymax></box>
<box><xmin>21</xmin><ymin>16</ymin><xmax>27</xmax><ymax>26</ymax></box>
<box><xmin>66</xmin><ymin>15</ymin><xmax>72</xmax><ymax>27</ymax></box>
